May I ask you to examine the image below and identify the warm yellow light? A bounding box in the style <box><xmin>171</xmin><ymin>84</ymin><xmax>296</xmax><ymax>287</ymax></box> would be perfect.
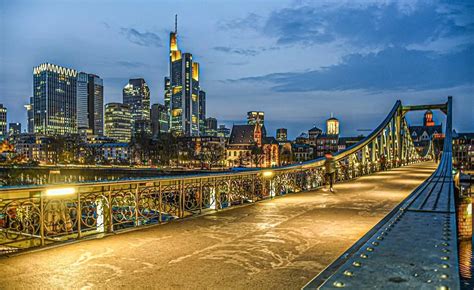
<box><xmin>263</xmin><ymin>171</ymin><xmax>274</xmax><ymax>178</ymax></box>
<box><xmin>45</xmin><ymin>187</ymin><xmax>76</xmax><ymax>196</ymax></box>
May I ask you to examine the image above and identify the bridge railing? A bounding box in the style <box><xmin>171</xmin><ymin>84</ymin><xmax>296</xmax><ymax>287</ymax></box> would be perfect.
<box><xmin>0</xmin><ymin>100</ymin><xmax>429</xmax><ymax>255</ymax></box>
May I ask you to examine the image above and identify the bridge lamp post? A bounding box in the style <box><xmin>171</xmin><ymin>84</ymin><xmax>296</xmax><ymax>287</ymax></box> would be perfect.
<box><xmin>262</xmin><ymin>171</ymin><xmax>276</xmax><ymax>197</ymax></box>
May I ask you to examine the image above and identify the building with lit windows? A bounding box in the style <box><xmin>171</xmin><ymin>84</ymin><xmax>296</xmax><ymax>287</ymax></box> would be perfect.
<box><xmin>217</xmin><ymin>125</ymin><xmax>230</xmax><ymax>138</ymax></box>
<box><xmin>8</xmin><ymin>123</ymin><xmax>21</xmax><ymax>136</ymax></box>
<box><xmin>104</xmin><ymin>103</ymin><xmax>132</xmax><ymax>143</ymax></box>
<box><xmin>165</xmin><ymin>16</ymin><xmax>205</xmax><ymax>136</ymax></box>
<box><xmin>276</xmin><ymin>128</ymin><xmax>287</xmax><ymax>142</ymax></box>
<box><xmin>326</xmin><ymin>114</ymin><xmax>339</xmax><ymax>135</ymax></box>
<box><xmin>0</xmin><ymin>105</ymin><xmax>6</xmax><ymax>141</ymax></box>
<box><xmin>24</xmin><ymin>97</ymin><xmax>34</xmax><ymax>133</ymax></box>
<box><xmin>151</xmin><ymin>103</ymin><xmax>169</xmax><ymax>138</ymax></box>
<box><xmin>199</xmin><ymin>91</ymin><xmax>206</xmax><ymax>135</ymax></box>
<box><xmin>33</xmin><ymin>63</ymin><xmax>78</xmax><ymax>135</ymax></box>
<box><xmin>123</xmin><ymin>78</ymin><xmax>151</xmax><ymax>136</ymax></box>
<box><xmin>205</xmin><ymin>117</ymin><xmax>218</xmax><ymax>136</ymax></box>
<box><xmin>247</xmin><ymin>111</ymin><xmax>264</xmax><ymax>126</ymax></box>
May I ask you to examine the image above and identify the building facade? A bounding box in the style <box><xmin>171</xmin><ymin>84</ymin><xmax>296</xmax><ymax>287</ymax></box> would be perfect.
<box><xmin>276</xmin><ymin>128</ymin><xmax>287</xmax><ymax>142</ymax></box>
<box><xmin>165</xmin><ymin>18</ymin><xmax>205</xmax><ymax>137</ymax></box>
<box><xmin>24</xmin><ymin>98</ymin><xmax>34</xmax><ymax>133</ymax></box>
<box><xmin>104</xmin><ymin>103</ymin><xmax>132</xmax><ymax>143</ymax></box>
<box><xmin>453</xmin><ymin>131</ymin><xmax>474</xmax><ymax>170</ymax></box>
<box><xmin>205</xmin><ymin>117</ymin><xmax>218</xmax><ymax>136</ymax></box>
<box><xmin>151</xmin><ymin>103</ymin><xmax>169</xmax><ymax>138</ymax></box>
<box><xmin>8</xmin><ymin>123</ymin><xmax>21</xmax><ymax>136</ymax></box>
<box><xmin>33</xmin><ymin>63</ymin><xmax>78</xmax><ymax>135</ymax></box>
<box><xmin>199</xmin><ymin>91</ymin><xmax>206</xmax><ymax>135</ymax></box>
<box><xmin>123</xmin><ymin>78</ymin><xmax>151</xmax><ymax>136</ymax></box>
<box><xmin>0</xmin><ymin>105</ymin><xmax>6</xmax><ymax>141</ymax></box>
<box><xmin>247</xmin><ymin>111</ymin><xmax>264</xmax><ymax>126</ymax></box>
<box><xmin>326</xmin><ymin>114</ymin><xmax>340</xmax><ymax>135</ymax></box>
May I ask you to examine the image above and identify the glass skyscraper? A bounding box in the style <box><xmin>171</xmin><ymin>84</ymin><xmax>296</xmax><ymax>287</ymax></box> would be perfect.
<box><xmin>165</xmin><ymin>17</ymin><xmax>205</xmax><ymax>136</ymax></box>
<box><xmin>123</xmin><ymin>78</ymin><xmax>151</xmax><ymax>136</ymax></box>
<box><xmin>151</xmin><ymin>103</ymin><xmax>169</xmax><ymax>138</ymax></box>
<box><xmin>33</xmin><ymin>63</ymin><xmax>77</xmax><ymax>135</ymax></box>
<box><xmin>76</xmin><ymin>73</ymin><xmax>104</xmax><ymax>135</ymax></box>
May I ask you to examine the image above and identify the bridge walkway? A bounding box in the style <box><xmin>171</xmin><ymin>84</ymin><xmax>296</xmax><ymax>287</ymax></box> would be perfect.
<box><xmin>0</xmin><ymin>162</ymin><xmax>435</xmax><ymax>289</ymax></box>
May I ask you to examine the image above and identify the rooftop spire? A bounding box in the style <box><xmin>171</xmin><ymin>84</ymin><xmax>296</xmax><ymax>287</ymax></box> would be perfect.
<box><xmin>175</xmin><ymin>14</ymin><xmax>178</xmax><ymax>34</ymax></box>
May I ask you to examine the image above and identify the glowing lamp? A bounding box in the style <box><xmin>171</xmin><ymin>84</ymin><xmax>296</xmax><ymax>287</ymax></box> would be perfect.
<box><xmin>263</xmin><ymin>171</ymin><xmax>274</xmax><ymax>178</ymax></box>
<box><xmin>45</xmin><ymin>187</ymin><xmax>76</xmax><ymax>196</ymax></box>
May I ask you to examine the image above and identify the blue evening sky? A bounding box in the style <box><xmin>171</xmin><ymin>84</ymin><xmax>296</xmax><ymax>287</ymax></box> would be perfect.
<box><xmin>0</xmin><ymin>0</ymin><xmax>473</xmax><ymax>138</ymax></box>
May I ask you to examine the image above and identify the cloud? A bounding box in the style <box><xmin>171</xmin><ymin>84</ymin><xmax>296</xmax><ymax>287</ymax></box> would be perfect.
<box><xmin>213</xmin><ymin>46</ymin><xmax>259</xmax><ymax>56</ymax></box>
<box><xmin>217</xmin><ymin>13</ymin><xmax>263</xmax><ymax>31</ymax></box>
<box><xmin>116</xmin><ymin>61</ymin><xmax>150</xmax><ymax>68</ymax></box>
<box><xmin>233</xmin><ymin>45</ymin><xmax>474</xmax><ymax>92</ymax></box>
<box><xmin>120</xmin><ymin>27</ymin><xmax>162</xmax><ymax>47</ymax></box>
<box><xmin>237</xmin><ymin>1</ymin><xmax>474</xmax><ymax>51</ymax></box>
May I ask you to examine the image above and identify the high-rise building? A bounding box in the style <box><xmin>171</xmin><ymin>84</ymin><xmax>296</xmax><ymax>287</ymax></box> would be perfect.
<box><xmin>24</xmin><ymin>98</ymin><xmax>34</xmax><ymax>133</ymax></box>
<box><xmin>217</xmin><ymin>125</ymin><xmax>230</xmax><ymax>138</ymax></box>
<box><xmin>78</xmin><ymin>73</ymin><xmax>104</xmax><ymax>135</ymax></box>
<box><xmin>247</xmin><ymin>111</ymin><xmax>264</xmax><ymax>126</ymax></box>
<box><xmin>0</xmin><ymin>105</ymin><xmax>7</xmax><ymax>140</ymax></box>
<box><xmin>165</xmin><ymin>16</ymin><xmax>205</xmax><ymax>136</ymax></box>
<box><xmin>123</xmin><ymin>78</ymin><xmax>151</xmax><ymax>136</ymax></box>
<box><xmin>33</xmin><ymin>63</ymin><xmax>78</xmax><ymax>135</ymax></box>
<box><xmin>205</xmin><ymin>117</ymin><xmax>217</xmax><ymax>136</ymax></box>
<box><xmin>199</xmin><ymin>91</ymin><xmax>206</xmax><ymax>135</ymax></box>
<box><xmin>151</xmin><ymin>103</ymin><xmax>169</xmax><ymax>138</ymax></box>
<box><xmin>104</xmin><ymin>103</ymin><xmax>132</xmax><ymax>143</ymax></box>
<box><xmin>276</xmin><ymin>128</ymin><xmax>287</xmax><ymax>142</ymax></box>
<box><xmin>77</xmin><ymin>72</ymin><xmax>89</xmax><ymax>130</ymax></box>
<box><xmin>326</xmin><ymin>114</ymin><xmax>339</xmax><ymax>135</ymax></box>
<box><xmin>8</xmin><ymin>122</ymin><xmax>21</xmax><ymax>136</ymax></box>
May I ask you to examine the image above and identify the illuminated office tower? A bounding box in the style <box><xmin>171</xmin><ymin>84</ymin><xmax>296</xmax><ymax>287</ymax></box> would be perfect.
<box><xmin>123</xmin><ymin>78</ymin><xmax>151</xmax><ymax>136</ymax></box>
<box><xmin>33</xmin><ymin>63</ymin><xmax>78</xmax><ymax>135</ymax></box>
<box><xmin>0</xmin><ymin>105</ymin><xmax>6</xmax><ymax>140</ymax></box>
<box><xmin>24</xmin><ymin>98</ymin><xmax>34</xmax><ymax>133</ymax></box>
<box><xmin>104</xmin><ymin>103</ymin><xmax>132</xmax><ymax>142</ymax></box>
<box><xmin>165</xmin><ymin>15</ymin><xmax>205</xmax><ymax>136</ymax></box>
<box><xmin>9</xmin><ymin>123</ymin><xmax>21</xmax><ymax>136</ymax></box>
<box><xmin>199</xmin><ymin>91</ymin><xmax>206</xmax><ymax>135</ymax></box>
<box><xmin>205</xmin><ymin>117</ymin><xmax>217</xmax><ymax>136</ymax></box>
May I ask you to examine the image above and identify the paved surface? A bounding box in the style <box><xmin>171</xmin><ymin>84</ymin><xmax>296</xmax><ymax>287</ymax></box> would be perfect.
<box><xmin>0</xmin><ymin>162</ymin><xmax>436</xmax><ymax>289</ymax></box>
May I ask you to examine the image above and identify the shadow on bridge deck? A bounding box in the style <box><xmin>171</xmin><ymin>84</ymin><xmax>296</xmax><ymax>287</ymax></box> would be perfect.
<box><xmin>0</xmin><ymin>162</ymin><xmax>436</xmax><ymax>289</ymax></box>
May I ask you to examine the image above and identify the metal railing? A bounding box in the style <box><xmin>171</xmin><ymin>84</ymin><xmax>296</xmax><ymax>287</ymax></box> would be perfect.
<box><xmin>0</xmin><ymin>100</ymin><xmax>432</xmax><ymax>255</ymax></box>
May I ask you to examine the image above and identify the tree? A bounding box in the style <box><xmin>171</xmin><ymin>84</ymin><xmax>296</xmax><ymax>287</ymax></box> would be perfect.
<box><xmin>250</xmin><ymin>143</ymin><xmax>263</xmax><ymax>168</ymax></box>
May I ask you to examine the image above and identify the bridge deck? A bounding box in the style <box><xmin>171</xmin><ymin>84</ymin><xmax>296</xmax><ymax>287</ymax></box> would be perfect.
<box><xmin>0</xmin><ymin>162</ymin><xmax>435</xmax><ymax>289</ymax></box>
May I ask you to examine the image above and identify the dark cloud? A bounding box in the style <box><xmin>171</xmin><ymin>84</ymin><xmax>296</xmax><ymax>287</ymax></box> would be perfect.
<box><xmin>234</xmin><ymin>45</ymin><xmax>474</xmax><ymax>92</ymax></box>
<box><xmin>261</xmin><ymin>2</ymin><xmax>474</xmax><ymax>47</ymax></box>
<box><xmin>120</xmin><ymin>27</ymin><xmax>162</xmax><ymax>47</ymax></box>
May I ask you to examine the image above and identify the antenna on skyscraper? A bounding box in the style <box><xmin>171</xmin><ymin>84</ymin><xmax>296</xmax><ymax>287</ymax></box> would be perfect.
<box><xmin>175</xmin><ymin>14</ymin><xmax>178</xmax><ymax>34</ymax></box>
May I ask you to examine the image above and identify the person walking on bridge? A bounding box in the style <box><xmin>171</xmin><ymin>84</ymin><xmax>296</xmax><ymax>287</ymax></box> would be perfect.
<box><xmin>324</xmin><ymin>152</ymin><xmax>336</xmax><ymax>193</ymax></box>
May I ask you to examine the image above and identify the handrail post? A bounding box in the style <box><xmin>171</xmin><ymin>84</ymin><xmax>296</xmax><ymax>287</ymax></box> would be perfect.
<box><xmin>40</xmin><ymin>191</ymin><xmax>45</xmax><ymax>246</ymax></box>
<box><xmin>77</xmin><ymin>190</ymin><xmax>82</xmax><ymax>239</ymax></box>
<box><xmin>134</xmin><ymin>184</ymin><xmax>139</xmax><ymax>226</ymax></box>
<box><xmin>108</xmin><ymin>186</ymin><xmax>113</xmax><ymax>233</ymax></box>
<box><xmin>158</xmin><ymin>182</ymin><xmax>162</xmax><ymax>223</ymax></box>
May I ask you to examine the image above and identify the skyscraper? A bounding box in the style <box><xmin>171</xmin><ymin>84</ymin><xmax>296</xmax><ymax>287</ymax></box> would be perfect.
<box><xmin>33</xmin><ymin>63</ymin><xmax>78</xmax><ymax>135</ymax></box>
<box><xmin>24</xmin><ymin>98</ymin><xmax>34</xmax><ymax>133</ymax></box>
<box><xmin>0</xmin><ymin>105</ymin><xmax>7</xmax><ymax>141</ymax></box>
<box><xmin>199</xmin><ymin>91</ymin><xmax>206</xmax><ymax>135</ymax></box>
<box><xmin>104</xmin><ymin>103</ymin><xmax>132</xmax><ymax>142</ymax></box>
<box><xmin>151</xmin><ymin>103</ymin><xmax>169</xmax><ymax>138</ymax></box>
<box><xmin>165</xmin><ymin>16</ymin><xmax>205</xmax><ymax>136</ymax></box>
<box><xmin>76</xmin><ymin>72</ymin><xmax>104</xmax><ymax>135</ymax></box>
<box><xmin>123</xmin><ymin>78</ymin><xmax>151</xmax><ymax>136</ymax></box>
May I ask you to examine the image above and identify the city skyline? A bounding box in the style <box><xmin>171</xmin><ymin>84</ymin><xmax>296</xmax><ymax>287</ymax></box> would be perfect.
<box><xmin>1</xmin><ymin>0</ymin><xmax>473</xmax><ymax>138</ymax></box>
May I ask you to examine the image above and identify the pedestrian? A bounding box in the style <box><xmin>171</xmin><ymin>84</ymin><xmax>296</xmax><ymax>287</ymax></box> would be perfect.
<box><xmin>324</xmin><ymin>151</ymin><xmax>336</xmax><ymax>193</ymax></box>
<box><xmin>380</xmin><ymin>154</ymin><xmax>386</xmax><ymax>171</ymax></box>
